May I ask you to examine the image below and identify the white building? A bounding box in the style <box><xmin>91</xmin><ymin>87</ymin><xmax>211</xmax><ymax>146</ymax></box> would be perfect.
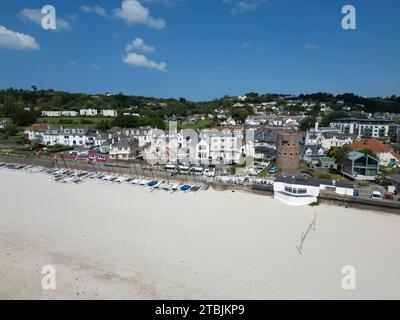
<box><xmin>80</xmin><ymin>108</ymin><xmax>98</xmax><ymax>116</ymax></box>
<box><xmin>207</xmin><ymin>132</ymin><xmax>242</xmax><ymax>164</ymax></box>
<box><xmin>119</xmin><ymin>127</ymin><xmax>154</xmax><ymax>147</ymax></box>
<box><xmin>59</xmin><ymin>128</ymin><xmax>96</xmax><ymax>147</ymax></box>
<box><xmin>101</xmin><ymin>109</ymin><xmax>118</xmax><ymax>117</ymax></box>
<box><xmin>61</xmin><ymin>111</ymin><xmax>78</xmax><ymax>117</ymax></box>
<box><xmin>306</xmin><ymin>123</ymin><xmax>357</xmax><ymax>150</ymax></box>
<box><xmin>274</xmin><ymin>176</ymin><xmax>354</xmax><ymax>206</ymax></box>
<box><xmin>26</xmin><ymin>126</ymin><xmax>96</xmax><ymax>147</ymax></box>
<box><xmin>109</xmin><ymin>137</ymin><xmax>139</xmax><ymax>161</ymax></box>
<box><xmin>330</xmin><ymin>118</ymin><xmax>399</xmax><ymax>143</ymax></box>
<box><xmin>42</xmin><ymin>111</ymin><xmax>62</xmax><ymax>117</ymax></box>
<box><xmin>195</xmin><ymin>138</ymin><xmax>210</xmax><ymax>164</ymax></box>
<box><xmin>41</xmin><ymin>128</ymin><xmax>62</xmax><ymax>146</ymax></box>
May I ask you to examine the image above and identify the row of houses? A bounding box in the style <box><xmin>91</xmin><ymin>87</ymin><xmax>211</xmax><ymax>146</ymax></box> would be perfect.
<box><xmin>303</xmin><ymin>121</ymin><xmax>400</xmax><ymax>167</ymax></box>
<box><xmin>330</xmin><ymin>118</ymin><xmax>400</xmax><ymax>143</ymax></box>
<box><xmin>41</xmin><ymin>109</ymin><xmax>118</xmax><ymax>117</ymax></box>
<box><xmin>24</xmin><ymin>124</ymin><xmax>255</xmax><ymax>165</ymax></box>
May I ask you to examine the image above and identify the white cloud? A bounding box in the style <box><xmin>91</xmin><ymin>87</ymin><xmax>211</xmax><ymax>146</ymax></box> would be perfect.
<box><xmin>123</xmin><ymin>51</ymin><xmax>167</xmax><ymax>72</ymax></box>
<box><xmin>19</xmin><ymin>8</ymin><xmax>72</xmax><ymax>31</ymax></box>
<box><xmin>80</xmin><ymin>5</ymin><xmax>107</xmax><ymax>17</ymax></box>
<box><xmin>0</xmin><ymin>25</ymin><xmax>39</xmax><ymax>50</ymax></box>
<box><xmin>113</xmin><ymin>0</ymin><xmax>166</xmax><ymax>29</ymax></box>
<box><xmin>90</xmin><ymin>63</ymin><xmax>101</xmax><ymax>70</ymax></box>
<box><xmin>126</xmin><ymin>37</ymin><xmax>155</xmax><ymax>53</ymax></box>
<box><xmin>305</xmin><ymin>44</ymin><xmax>319</xmax><ymax>51</ymax></box>
<box><xmin>223</xmin><ymin>0</ymin><xmax>268</xmax><ymax>14</ymax></box>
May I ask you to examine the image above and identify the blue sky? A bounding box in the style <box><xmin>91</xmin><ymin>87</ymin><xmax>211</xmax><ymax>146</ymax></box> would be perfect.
<box><xmin>0</xmin><ymin>0</ymin><xmax>399</xmax><ymax>101</ymax></box>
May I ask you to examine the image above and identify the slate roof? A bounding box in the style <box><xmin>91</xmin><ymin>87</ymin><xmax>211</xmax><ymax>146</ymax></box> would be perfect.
<box><xmin>275</xmin><ymin>176</ymin><xmax>354</xmax><ymax>189</ymax></box>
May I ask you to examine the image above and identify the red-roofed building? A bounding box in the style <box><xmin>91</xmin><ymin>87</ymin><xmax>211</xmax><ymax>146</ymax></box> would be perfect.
<box><xmin>351</xmin><ymin>138</ymin><xmax>400</xmax><ymax>166</ymax></box>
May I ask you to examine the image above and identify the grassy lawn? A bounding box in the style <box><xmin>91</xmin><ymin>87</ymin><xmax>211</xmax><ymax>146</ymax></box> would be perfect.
<box><xmin>37</xmin><ymin>117</ymin><xmax>109</xmax><ymax>128</ymax></box>
<box><xmin>181</xmin><ymin>119</ymin><xmax>216</xmax><ymax>130</ymax></box>
<box><xmin>312</xmin><ymin>169</ymin><xmax>349</xmax><ymax>182</ymax></box>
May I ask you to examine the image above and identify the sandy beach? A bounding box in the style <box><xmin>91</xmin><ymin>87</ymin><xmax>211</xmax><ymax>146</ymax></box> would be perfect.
<box><xmin>0</xmin><ymin>169</ymin><xmax>399</xmax><ymax>300</ymax></box>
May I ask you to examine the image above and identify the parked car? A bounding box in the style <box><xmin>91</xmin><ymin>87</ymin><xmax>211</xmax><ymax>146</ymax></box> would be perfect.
<box><xmin>385</xmin><ymin>193</ymin><xmax>394</xmax><ymax>201</ymax></box>
<box><xmin>371</xmin><ymin>191</ymin><xmax>383</xmax><ymax>200</ymax></box>
<box><xmin>269</xmin><ymin>167</ymin><xmax>279</xmax><ymax>174</ymax></box>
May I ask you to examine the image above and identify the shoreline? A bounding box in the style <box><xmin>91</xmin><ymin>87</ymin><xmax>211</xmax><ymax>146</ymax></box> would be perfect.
<box><xmin>1</xmin><ymin>169</ymin><xmax>400</xmax><ymax>299</ymax></box>
<box><xmin>1</xmin><ymin>155</ymin><xmax>400</xmax><ymax>216</ymax></box>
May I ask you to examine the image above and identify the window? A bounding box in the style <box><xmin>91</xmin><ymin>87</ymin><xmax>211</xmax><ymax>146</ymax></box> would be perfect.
<box><xmin>284</xmin><ymin>186</ymin><xmax>308</xmax><ymax>195</ymax></box>
<box><xmin>285</xmin><ymin>186</ymin><xmax>293</xmax><ymax>193</ymax></box>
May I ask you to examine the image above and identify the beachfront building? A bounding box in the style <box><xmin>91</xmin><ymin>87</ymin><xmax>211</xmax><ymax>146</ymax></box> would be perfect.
<box><xmin>59</xmin><ymin>128</ymin><xmax>97</xmax><ymax>147</ymax></box>
<box><xmin>274</xmin><ymin>176</ymin><xmax>354</xmax><ymax>206</ymax></box>
<box><xmin>109</xmin><ymin>137</ymin><xmax>139</xmax><ymax>161</ymax></box>
<box><xmin>195</xmin><ymin>138</ymin><xmax>210</xmax><ymax>164</ymax></box>
<box><xmin>101</xmin><ymin>109</ymin><xmax>118</xmax><ymax>117</ymax></box>
<box><xmin>25</xmin><ymin>125</ymin><xmax>97</xmax><ymax>147</ymax></box>
<box><xmin>330</xmin><ymin>118</ymin><xmax>400</xmax><ymax>143</ymax></box>
<box><xmin>24</xmin><ymin>123</ymin><xmax>52</xmax><ymax>141</ymax></box>
<box><xmin>342</xmin><ymin>151</ymin><xmax>379</xmax><ymax>181</ymax></box>
<box><xmin>80</xmin><ymin>108</ymin><xmax>98</xmax><ymax>116</ymax></box>
<box><xmin>201</xmin><ymin>127</ymin><xmax>245</xmax><ymax>165</ymax></box>
<box><xmin>305</xmin><ymin>123</ymin><xmax>357</xmax><ymax>150</ymax></box>
<box><xmin>350</xmin><ymin>138</ymin><xmax>400</xmax><ymax>167</ymax></box>
<box><xmin>142</xmin><ymin>130</ymin><xmax>193</xmax><ymax>164</ymax></box>
<box><xmin>122</xmin><ymin>127</ymin><xmax>154</xmax><ymax>147</ymax></box>
<box><xmin>41</xmin><ymin>128</ymin><xmax>62</xmax><ymax>146</ymax></box>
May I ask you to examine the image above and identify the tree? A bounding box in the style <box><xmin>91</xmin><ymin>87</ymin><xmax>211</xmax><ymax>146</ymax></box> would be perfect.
<box><xmin>299</xmin><ymin>116</ymin><xmax>316</xmax><ymax>131</ymax></box>
<box><xmin>328</xmin><ymin>146</ymin><xmax>351</xmax><ymax>166</ymax></box>
<box><xmin>10</xmin><ymin>110</ymin><xmax>37</xmax><ymax>126</ymax></box>
<box><xmin>96</xmin><ymin>120</ymin><xmax>112</xmax><ymax>131</ymax></box>
<box><xmin>231</xmin><ymin>108</ymin><xmax>248</xmax><ymax>124</ymax></box>
<box><xmin>321</xmin><ymin>111</ymin><xmax>348</xmax><ymax>127</ymax></box>
<box><xmin>351</xmin><ymin>111</ymin><xmax>367</xmax><ymax>119</ymax></box>
<box><xmin>4</xmin><ymin>122</ymin><xmax>18</xmax><ymax>136</ymax></box>
<box><xmin>113</xmin><ymin>115</ymin><xmax>139</xmax><ymax>128</ymax></box>
<box><xmin>360</xmin><ymin>148</ymin><xmax>378</xmax><ymax>159</ymax></box>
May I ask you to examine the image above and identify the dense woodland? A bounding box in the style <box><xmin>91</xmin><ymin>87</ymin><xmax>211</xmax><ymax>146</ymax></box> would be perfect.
<box><xmin>0</xmin><ymin>88</ymin><xmax>399</xmax><ymax>130</ymax></box>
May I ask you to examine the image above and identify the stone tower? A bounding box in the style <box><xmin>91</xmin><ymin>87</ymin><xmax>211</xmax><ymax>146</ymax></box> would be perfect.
<box><xmin>276</xmin><ymin>132</ymin><xmax>301</xmax><ymax>170</ymax></box>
